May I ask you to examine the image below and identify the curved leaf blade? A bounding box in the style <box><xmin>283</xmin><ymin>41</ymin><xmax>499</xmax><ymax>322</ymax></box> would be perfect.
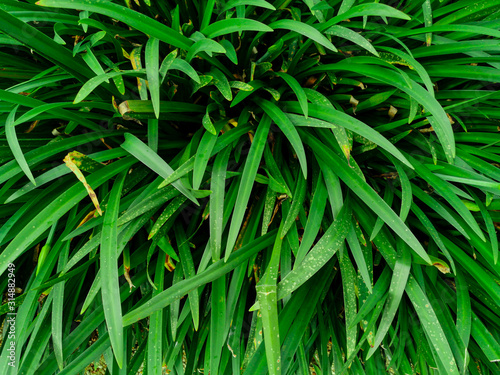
<box><xmin>269</xmin><ymin>19</ymin><xmax>337</xmax><ymax>52</ymax></box>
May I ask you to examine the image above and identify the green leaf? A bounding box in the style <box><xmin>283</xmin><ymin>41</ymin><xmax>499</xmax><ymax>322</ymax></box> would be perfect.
<box><xmin>120</xmin><ymin>133</ymin><xmax>199</xmax><ymax>205</ymax></box>
<box><xmin>378</xmin><ymin>46</ymin><xmax>434</xmax><ymax>96</ymax></box>
<box><xmin>219</xmin><ymin>39</ymin><xmax>238</xmax><ymax>64</ymax></box>
<box><xmin>370</xmin><ymin>185</ymin><xmax>394</xmax><ymax>241</ymax></box>
<box><xmin>224</xmin><ymin>115</ymin><xmax>271</xmax><ymax>260</ymax></box>
<box><xmin>12</xmin><ymin>102</ymin><xmax>90</xmax><ymax>126</ymax></box>
<box><xmin>100</xmin><ymin>170</ymin><xmax>127</xmax><ymax>368</ymax></box>
<box><xmin>320</xmin><ymin>3</ymin><xmax>410</xmax><ymax>30</ymax></box>
<box><xmin>255</xmin><ymin>98</ymin><xmax>308</xmax><ymax>179</ymax></box>
<box><xmin>51</xmin><ymin>225</ymin><xmax>71</xmax><ymax>371</ymax></box>
<box><xmin>158</xmin><ymin>155</ymin><xmax>196</xmax><ymax>189</ymax></box>
<box><xmin>435</xmin><ymin>0</ymin><xmax>500</xmax><ymax>25</ymax></box>
<box><xmin>338</xmin><ymin>0</ymin><xmax>355</xmax><ymax>14</ymax></box>
<box><xmin>123</xmin><ymin>230</ymin><xmax>277</xmax><ymax>325</ymax></box>
<box><xmin>346</xmin><ymin>223</ymin><xmax>372</xmax><ymax>293</ymax></box>
<box><xmin>203</xmin><ymin>110</ymin><xmax>217</xmax><ymax>135</ymax></box>
<box><xmin>210</xmin><ymin>67</ymin><xmax>232</xmax><ymax>101</ymax></box>
<box><xmin>285</xmin><ymin>103</ymin><xmax>412</xmax><ymax>169</ymax></box>
<box><xmin>145</xmin><ymin>37</ymin><xmax>160</xmax><ymax>119</ymax></box>
<box><xmin>221</xmin><ymin>0</ymin><xmax>276</xmax><ymax>13</ymax></box>
<box><xmin>202</xmin><ymin>19</ymin><xmax>273</xmax><ymax>38</ymax></box>
<box><xmin>296</xmin><ymin>173</ymin><xmax>327</xmax><ymax>263</ymax></box>
<box><xmin>406</xmin><ymin>276</ymin><xmax>460</xmax><ymax>374</ymax></box>
<box><xmin>82</xmin><ymin>46</ymin><xmax>107</xmax><ymax>81</ymax></box>
<box><xmin>275</xmin><ymin>72</ymin><xmax>308</xmax><ymax>118</ymax></box>
<box><xmin>469</xmin><ymin>189</ymin><xmax>498</xmax><ymax>264</ymax></box>
<box><xmin>301</xmin><ymin>131</ymin><xmax>431</xmax><ymax>264</ymax></box>
<box><xmin>37</xmin><ymin>0</ymin><xmax>193</xmax><ymax>50</ymax></box>
<box><xmin>186</xmin><ymin>39</ymin><xmax>226</xmax><ymax>63</ymax></box>
<box><xmin>257</xmin><ymin>221</ymin><xmax>283</xmax><ymax>375</ymax></box>
<box><xmin>0</xmin><ymin>8</ymin><xmax>105</xmax><ymax>89</ymax></box>
<box><xmin>0</xmin><ymin>89</ymin><xmax>102</xmax><ymax>131</ymax></box>
<box><xmin>159</xmin><ymin>49</ymin><xmax>178</xmax><ymax>79</ymax></box>
<box><xmin>455</xmin><ymin>268</ymin><xmax>472</xmax><ymax>348</ymax></box>
<box><xmin>409</xmin><ymin>200</ymin><xmax>456</xmax><ymax>274</ymax></box>
<box><xmin>325</xmin><ymin>25</ymin><xmax>379</xmax><ymax>56</ymax></box>
<box><xmin>405</xmin><ymin>154</ymin><xmax>486</xmax><ymax>242</ymax></box>
<box><xmin>192</xmin><ymin>75</ymin><xmax>214</xmax><ymax>95</ymax></box>
<box><xmin>210</xmin><ymin>274</ymin><xmax>226</xmax><ymax>375</ymax></box>
<box><xmin>269</xmin><ymin>19</ymin><xmax>337</xmax><ymax>52</ymax></box>
<box><xmin>0</xmin><ymin>130</ymin><xmax>123</xmax><ymax>186</ymax></box>
<box><xmin>230</xmin><ymin>80</ymin><xmax>254</xmax><ymax>91</ymax></box>
<box><xmin>148</xmin><ymin>195</ymin><xmax>187</xmax><ymax>240</ymax></box>
<box><xmin>118</xmin><ymin>100</ymin><xmax>204</xmax><ymax>120</ymax></box>
<box><xmin>263</xmin><ymin>145</ymin><xmax>292</xmax><ymax>198</ymax></box>
<box><xmin>422</xmin><ymin>0</ymin><xmax>433</xmax><ymax>46</ymax></box>
<box><xmin>338</xmin><ymin>244</ymin><xmax>358</xmax><ymax>357</ymax></box>
<box><xmin>394</xmin><ymin>159</ymin><xmax>412</xmax><ymax>222</ymax></box>
<box><xmin>306</xmin><ymin>61</ymin><xmax>455</xmax><ymax>163</ymax></box>
<box><xmin>278</xmin><ymin>201</ymin><xmax>351</xmax><ymax>300</ymax></box>
<box><xmin>3</xmin><ymin>1</ymin><xmax>500</xmax><ymax>371</ymax></box>
<box><xmin>411</xmin><ymin>184</ymin><xmax>470</xmax><ymax>239</ymax></box>
<box><xmin>366</xmin><ymin>240</ymin><xmax>411</xmax><ymax>359</ymax></box>
<box><xmin>176</xmin><ymin>224</ymin><xmax>200</xmax><ymax>330</ymax></box>
<box><xmin>169</xmin><ymin>58</ymin><xmax>201</xmax><ymax>83</ymax></box>
<box><xmin>280</xmin><ymin>173</ymin><xmax>306</xmax><ymax>239</ymax></box>
<box><xmin>5</xmin><ymin>106</ymin><xmax>36</xmax><ymax>185</ymax></box>
<box><xmin>74</xmin><ymin>70</ymin><xmax>145</xmax><ymax>103</ymax></box>
<box><xmin>147</xmin><ymin>254</ymin><xmax>165</xmax><ymax>375</ymax></box>
<box><xmin>193</xmin><ymin>120</ymin><xmax>225</xmax><ymax>190</ymax></box>
<box><xmin>231</xmin><ymin>80</ymin><xmax>265</xmax><ymax>107</ymax></box>
<box><xmin>201</xmin><ymin>0</ymin><xmax>216</xmax><ymax>31</ymax></box>
<box><xmin>210</xmin><ymin>147</ymin><xmax>231</xmax><ymax>261</ymax></box>
<box><xmin>56</xmin><ymin>333</ymin><xmax>111</xmax><ymax>375</ymax></box>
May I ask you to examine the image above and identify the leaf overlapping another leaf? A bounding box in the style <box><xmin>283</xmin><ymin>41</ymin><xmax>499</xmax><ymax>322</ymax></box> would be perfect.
<box><xmin>1</xmin><ymin>1</ymin><xmax>500</xmax><ymax>374</ymax></box>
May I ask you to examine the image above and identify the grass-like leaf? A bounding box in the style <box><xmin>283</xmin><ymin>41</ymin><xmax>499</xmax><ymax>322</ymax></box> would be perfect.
<box><xmin>366</xmin><ymin>240</ymin><xmax>411</xmax><ymax>358</ymax></box>
<box><xmin>120</xmin><ymin>133</ymin><xmax>198</xmax><ymax>204</ymax></box>
<box><xmin>3</xmin><ymin>1</ymin><xmax>500</xmax><ymax>373</ymax></box>
<box><xmin>37</xmin><ymin>0</ymin><xmax>193</xmax><ymax>50</ymax></box>
<box><xmin>145</xmin><ymin>37</ymin><xmax>160</xmax><ymax>119</ymax></box>
<box><xmin>100</xmin><ymin>170</ymin><xmax>127</xmax><ymax>368</ymax></box>
<box><xmin>224</xmin><ymin>115</ymin><xmax>271</xmax><ymax>259</ymax></box>
<box><xmin>5</xmin><ymin>106</ymin><xmax>36</xmax><ymax>185</ymax></box>
<box><xmin>202</xmin><ymin>19</ymin><xmax>273</xmax><ymax>38</ymax></box>
<box><xmin>255</xmin><ymin>98</ymin><xmax>308</xmax><ymax>178</ymax></box>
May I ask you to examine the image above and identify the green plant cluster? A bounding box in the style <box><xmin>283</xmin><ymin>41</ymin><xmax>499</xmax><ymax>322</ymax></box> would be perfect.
<box><xmin>1</xmin><ymin>0</ymin><xmax>500</xmax><ymax>374</ymax></box>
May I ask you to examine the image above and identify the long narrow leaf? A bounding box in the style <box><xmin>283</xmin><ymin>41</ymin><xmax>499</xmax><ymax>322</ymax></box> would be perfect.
<box><xmin>5</xmin><ymin>106</ymin><xmax>36</xmax><ymax>185</ymax></box>
<box><xmin>100</xmin><ymin>171</ymin><xmax>127</xmax><ymax>368</ymax></box>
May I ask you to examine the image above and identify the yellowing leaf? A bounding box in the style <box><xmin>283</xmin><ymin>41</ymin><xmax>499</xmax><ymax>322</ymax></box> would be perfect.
<box><xmin>64</xmin><ymin>152</ymin><xmax>103</xmax><ymax>215</ymax></box>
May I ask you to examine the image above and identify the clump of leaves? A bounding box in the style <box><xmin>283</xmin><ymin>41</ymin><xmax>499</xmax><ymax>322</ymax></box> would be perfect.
<box><xmin>1</xmin><ymin>0</ymin><xmax>500</xmax><ymax>374</ymax></box>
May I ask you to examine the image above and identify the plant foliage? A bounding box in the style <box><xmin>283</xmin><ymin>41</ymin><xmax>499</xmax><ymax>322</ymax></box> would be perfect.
<box><xmin>1</xmin><ymin>0</ymin><xmax>500</xmax><ymax>374</ymax></box>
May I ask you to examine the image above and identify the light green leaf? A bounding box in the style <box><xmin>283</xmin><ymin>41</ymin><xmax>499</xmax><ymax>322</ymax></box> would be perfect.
<box><xmin>37</xmin><ymin>0</ymin><xmax>193</xmax><ymax>50</ymax></box>
<box><xmin>221</xmin><ymin>0</ymin><xmax>276</xmax><ymax>13</ymax></box>
<box><xmin>269</xmin><ymin>19</ymin><xmax>337</xmax><ymax>52</ymax></box>
<box><xmin>202</xmin><ymin>19</ymin><xmax>273</xmax><ymax>38</ymax></box>
<box><xmin>74</xmin><ymin>70</ymin><xmax>145</xmax><ymax>103</ymax></box>
<box><xmin>366</xmin><ymin>240</ymin><xmax>411</xmax><ymax>359</ymax></box>
<box><xmin>100</xmin><ymin>171</ymin><xmax>127</xmax><ymax>368</ymax></box>
<box><xmin>5</xmin><ymin>106</ymin><xmax>36</xmax><ymax>185</ymax></box>
<box><xmin>275</xmin><ymin>72</ymin><xmax>308</xmax><ymax>118</ymax></box>
<box><xmin>186</xmin><ymin>39</ymin><xmax>226</xmax><ymax>63</ymax></box>
<box><xmin>120</xmin><ymin>133</ymin><xmax>199</xmax><ymax>205</ymax></box>
<box><xmin>145</xmin><ymin>37</ymin><xmax>160</xmax><ymax>118</ymax></box>
<box><xmin>278</xmin><ymin>202</ymin><xmax>351</xmax><ymax>300</ymax></box>
<box><xmin>325</xmin><ymin>25</ymin><xmax>379</xmax><ymax>56</ymax></box>
<box><xmin>224</xmin><ymin>115</ymin><xmax>271</xmax><ymax>260</ymax></box>
<box><xmin>255</xmin><ymin>98</ymin><xmax>308</xmax><ymax>179</ymax></box>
